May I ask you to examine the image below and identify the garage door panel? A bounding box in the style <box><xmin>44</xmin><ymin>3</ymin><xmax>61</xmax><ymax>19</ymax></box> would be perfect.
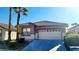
<box><xmin>39</xmin><ymin>32</ymin><xmax>62</xmax><ymax>40</ymax></box>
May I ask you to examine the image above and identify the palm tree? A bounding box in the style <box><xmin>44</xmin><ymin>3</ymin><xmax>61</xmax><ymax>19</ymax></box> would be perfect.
<box><xmin>71</xmin><ymin>23</ymin><xmax>78</xmax><ymax>26</ymax></box>
<box><xmin>8</xmin><ymin>7</ymin><xmax>12</xmax><ymax>42</ymax></box>
<box><xmin>13</xmin><ymin>7</ymin><xmax>28</xmax><ymax>42</ymax></box>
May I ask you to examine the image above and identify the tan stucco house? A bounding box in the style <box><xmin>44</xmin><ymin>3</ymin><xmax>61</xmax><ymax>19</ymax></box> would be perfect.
<box><xmin>68</xmin><ymin>24</ymin><xmax>79</xmax><ymax>37</ymax></box>
<box><xmin>0</xmin><ymin>21</ymin><xmax>68</xmax><ymax>41</ymax></box>
<box><xmin>0</xmin><ymin>23</ymin><xmax>16</xmax><ymax>41</ymax></box>
<box><xmin>19</xmin><ymin>21</ymin><xmax>68</xmax><ymax>40</ymax></box>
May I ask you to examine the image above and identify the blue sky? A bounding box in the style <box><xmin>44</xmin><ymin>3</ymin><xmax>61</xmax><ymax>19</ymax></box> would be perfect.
<box><xmin>0</xmin><ymin>7</ymin><xmax>79</xmax><ymax>27</ymax></box>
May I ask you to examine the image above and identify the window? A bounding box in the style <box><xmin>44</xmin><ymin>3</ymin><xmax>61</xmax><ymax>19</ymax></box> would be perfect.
<box><xmin>23</xmin><ymin>28</ymin><xmax>31</xmax><ymax>32</ymax></box>
<box><xmin>27</xmin><ymin>28</ymin><xmax>31</xmax><ymax>32</ymax></box>
<box><xmin>22</xmin><ymin>28</ymin><xmax>31</xmax><ymax>36</ymax></box>
<box><xmin>23</xmin><ymin>28</ymin><xmax>27</xmax><ymax>32</ymax></box>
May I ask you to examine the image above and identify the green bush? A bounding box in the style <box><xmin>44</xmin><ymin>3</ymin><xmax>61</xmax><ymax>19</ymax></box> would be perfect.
<box><xmin>5</xmin><ymin>41</ymin><xmax>17</xmax><ymax>50</ymax></box>
<box><xmin>65</xmin><ymin>34</ymin><xmax>79</xmax><ymax>46</ymax></box>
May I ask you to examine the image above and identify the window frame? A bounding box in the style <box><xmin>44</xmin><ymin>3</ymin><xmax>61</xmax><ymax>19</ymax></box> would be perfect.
<box><xmin>22</xmin><ymin>27</ymin><xmax>31</xmax><ymax>36</ymax></box>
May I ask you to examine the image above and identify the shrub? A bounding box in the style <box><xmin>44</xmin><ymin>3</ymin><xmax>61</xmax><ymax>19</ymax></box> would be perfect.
<box><xmin>6</xmin><ymin>41</ymin><xmax>16</xmax><ymax>50</ymax></box>
<box><xmin>65</xmin><ymin>34</ymin><xmax>79</xmax><ymax>46</ymax></box>
<box><xmin>18</xmin><ymin>38</ymin><xmax>25</xmax><ymax>43</ymax></box>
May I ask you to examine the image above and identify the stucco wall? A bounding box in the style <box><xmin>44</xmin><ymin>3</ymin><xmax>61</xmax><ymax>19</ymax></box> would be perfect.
<box><xmin>20</xmin><ymin>34</ymin><xmax>35</xmax><ymax>40</ymax></box>
<box><xmin>4</xmin><ymin>31</ymin><xmax>16</xmax><ymax>40</ymax></box>
<box><xmin>68</xmin><ymin>26</ymin><xmax>79</xmax><ymax>34</ymax></box>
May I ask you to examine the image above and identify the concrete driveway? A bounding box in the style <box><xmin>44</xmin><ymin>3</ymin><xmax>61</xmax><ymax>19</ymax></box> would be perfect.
<box><xmin>22</xmin><ymin>40</ymin><xmax>66</xmax><ymax>51</ymax></box>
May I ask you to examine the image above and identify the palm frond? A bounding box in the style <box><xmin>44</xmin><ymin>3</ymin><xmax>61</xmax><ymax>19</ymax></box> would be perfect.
<box><xmin>23</xmin><ymin>12</ymin><xmax>28</xmax><ymax>15</ymax></box>
<box><xmin>22</xmin><ymin>7</ymin><xmax>28</xmax><ymax>12</ymax></box>
<box><xmin>13</xmin><ymin>7</ymin><xmax>21</xmax><ymax>13</ymax></box>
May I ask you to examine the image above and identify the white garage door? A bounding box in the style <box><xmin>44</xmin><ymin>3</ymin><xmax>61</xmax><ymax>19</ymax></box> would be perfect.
<box><xmin>39</xmin><ymin>31</ymin><xmax>63</xmax><ymax>40</ymax></box>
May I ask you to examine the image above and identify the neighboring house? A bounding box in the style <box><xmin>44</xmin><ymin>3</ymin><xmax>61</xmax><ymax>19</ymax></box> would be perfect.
<box><xmin>68</xmin><ymin>24</ymin><xmax>79</xmax><ymax>34</ymax></box>
<box><xmin>0</xmin><ymin>23</ymin><xmax>16</xmax><ymax>41</ymax></box>
<box><xmin>19</xmin><ymin>21</ymin><xmax>68</xmax><ymax>40</ymax></box>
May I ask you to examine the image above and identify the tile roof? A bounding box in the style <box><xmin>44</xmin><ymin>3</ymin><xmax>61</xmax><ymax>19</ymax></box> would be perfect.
<box><xmin>20</xmin><ymin>21</ymin><xmax>68</xmax><ymax>27</ymax></box>
<box><xmin>68</xmin><ymin>24</ymin><xmax>79</xmax><ymax>30</ymax></box>
<box><xmin>0</xmin><ymin>23</ymin><xmax>16</xmax><ymax>30</ymax></box>
<box><xmin>34</xmin><ymin>21</ymin><xmax>68</xmax><ymax>27</ymax></box>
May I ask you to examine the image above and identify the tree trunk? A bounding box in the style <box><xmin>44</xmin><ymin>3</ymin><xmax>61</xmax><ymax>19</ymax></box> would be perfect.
<box><xmin>16</xmin><ymin>9</ymin><xmax>20</xmax><ymax>42</ymax></box>
<box><xmin>8</xmin><ymin>7</ymin><xmax>12</xmax><ymax>42</ymax></box>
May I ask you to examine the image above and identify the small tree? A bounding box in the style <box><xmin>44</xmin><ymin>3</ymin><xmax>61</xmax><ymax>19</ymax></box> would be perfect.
<box><xmin>71</xmin><ymin>23</ymin><xmax>78</xmax><ymax>26</ymax></box>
